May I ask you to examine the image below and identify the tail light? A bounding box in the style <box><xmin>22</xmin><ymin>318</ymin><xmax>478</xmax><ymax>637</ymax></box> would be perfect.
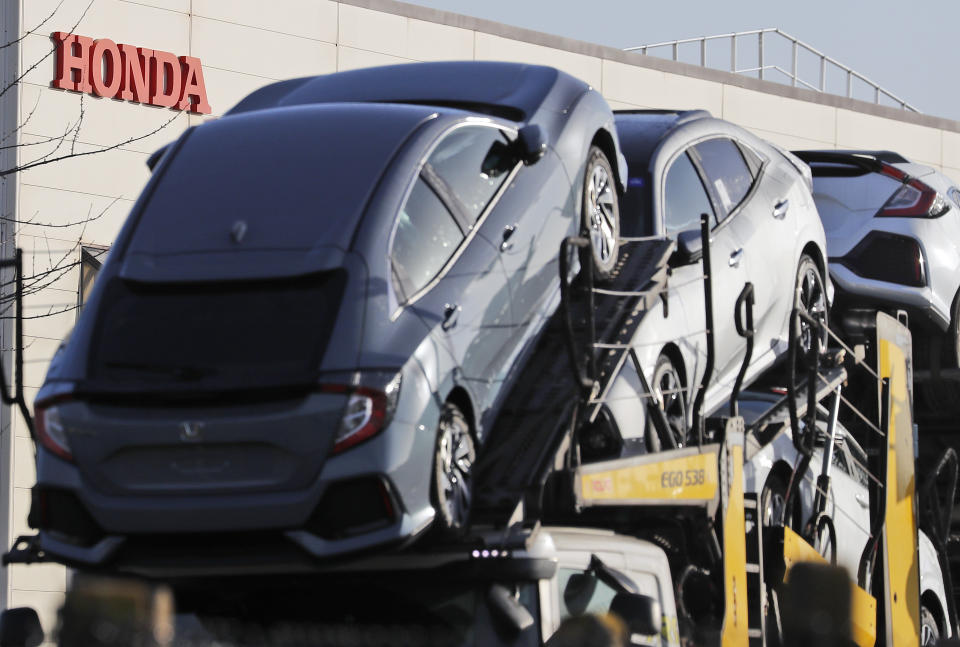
<box><xmin>35</xmin><ymin>397</ymin><xmax>74</xmax><ymax>462</ymax></box>
<box><xmin>323</xmin><ymin>372</ymin><xmax>401</xmax><ymax>455</ymax></box>
<box><xmin>876</xmin><ymin>165</ymin><xmax>950</xmax><ymax>218</ymax></box>
<box><xmin>839</xmin><ymin>232</ymin><xmax>926</xmax><ymax>287</ymax></box>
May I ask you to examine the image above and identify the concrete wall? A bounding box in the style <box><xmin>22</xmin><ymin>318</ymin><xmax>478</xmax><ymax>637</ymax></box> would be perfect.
<box><xmin>4</xmin><ymin>0</ymin><xmax>960</xmax><ymax>635</ymax></box>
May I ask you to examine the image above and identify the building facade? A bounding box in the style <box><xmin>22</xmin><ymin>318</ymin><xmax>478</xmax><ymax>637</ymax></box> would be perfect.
<box><xmin>2</xmin><ymin>0</ymin><xmax>960</xmax><ymax>634</ymax></box>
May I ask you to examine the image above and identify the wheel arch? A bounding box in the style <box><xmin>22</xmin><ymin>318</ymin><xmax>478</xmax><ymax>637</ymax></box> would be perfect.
<box><xmin>591</xmin><ymin>128</ymin><xmax>624</xmax><ymax>194</ymax></box>
<box><xmin>658</xmin><ymin>343</ymin><xmax>688</xmax><ymax>402</ymax></box>
<box><xmin>444</xmin><ymin>386</ymin><xmax>476</xmax><ymax>435</ymax></box>
<box><xmin>801</xmin><ymin>241</ymin><xmax>828</xmax><ymax>297</ymax></box>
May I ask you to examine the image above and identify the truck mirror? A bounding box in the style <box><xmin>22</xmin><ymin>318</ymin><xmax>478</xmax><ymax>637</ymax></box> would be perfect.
<box><xmin>671</xmin><ymin>229</ymin><xmax>703</xmax><ymax>266</ymax></box>
<box><xmin>610</xmin><ymin>592</ymin><xmax>661</xmax><ymax>638</ymax></box>
<box><xmin>487</xmin><ymin>583</ymin><xmax>535</xmax><ymax>637</ymax></box>
<box><xmin>0</xmin><ymin>608</ymin><xmax>43</xmax><ymax>647</ymax></box>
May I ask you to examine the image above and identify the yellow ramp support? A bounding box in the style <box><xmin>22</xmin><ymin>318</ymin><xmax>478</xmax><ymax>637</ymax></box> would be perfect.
<box><xmin>877</xmin><ymin>314</ymin><xmax>920</xmax><ymax>647</ymax></box>
<box><xmin>720</xmin><ymin>431</ymin><xmax>748</xmax><ymax>647</ymax></box>
<box><xmin>782</xmin><ymin>526</ymin><xmax>877</xmax><ymax>647</ymax></box>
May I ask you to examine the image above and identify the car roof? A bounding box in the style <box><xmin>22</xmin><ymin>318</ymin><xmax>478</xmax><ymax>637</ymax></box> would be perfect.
<box><xmin>226</xmin><ymin>61</ymin><xmax>586</xmax><ymax>123</ymax></box>
<box><xmin>614</xmin><ymin>109</ymin><xmax>712</xmax><ymax>163</ymax></box>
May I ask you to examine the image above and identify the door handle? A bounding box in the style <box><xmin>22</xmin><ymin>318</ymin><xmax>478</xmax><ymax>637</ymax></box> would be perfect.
<box><xmin>855</xmin><ymin>494</ymin><xmax>869</xmax><ymax>508</ymax></box>
<box><xmin>728</xmin><ymin>248</ymin><xmax>744</xmax><ymax>267</ymax></box>
<box><xmin>500</xmin><ymin>224</ymin><xmax>518</xmax><ymax>252</ymax></box>
<box><xmin>773</xmin><ymin>198</ymin><xmax>789</xmax><ymax>219</ymax></box>
<box><xmin>442</xmin><ymin>303</ymin><xmax>461</xmax><ymax>331</ymax></box>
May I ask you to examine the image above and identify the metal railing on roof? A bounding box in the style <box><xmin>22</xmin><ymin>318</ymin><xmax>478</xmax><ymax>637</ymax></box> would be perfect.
<box><xmin>625</xmin><ymin>28</ymin><xmax>919</xmax><ymax>112</ymax></box>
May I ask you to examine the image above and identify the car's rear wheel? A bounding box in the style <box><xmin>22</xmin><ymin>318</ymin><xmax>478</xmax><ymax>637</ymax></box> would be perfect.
<box><xmin>432</xmin><ymin>403</ymin><xmax>475</xmax><ymax>534</ymax></box>
<box><xmin>921</xmin><ymin>604</ymin><xmax>940</xmax><ymax>646</ymax></box>
<box><xmin>581</xmin><ymin>146</ymin><xmax>620</xmax><ymax>280</ymax></box>
<box><xmin>795</xmin><ymin>255</ymin><xmax>829</xmax><ymax>358</ymax></box>
<box><xmin>651</xmin><ymin>353</ymin><xmax>687</xmax><ymax>448</ymax></box>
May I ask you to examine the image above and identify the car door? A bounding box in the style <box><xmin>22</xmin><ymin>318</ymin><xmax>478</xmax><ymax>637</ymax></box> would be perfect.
<box><xmin>688</xmin><ymin>138</ymin><xmax>765</xmax><ymax>391</ymax></box>
<box><xmin>477</xmin><ymin>143</ymin><xmax>576</xmax><ymax>367</ymax></box>
<box><xmin>661</xmin><ymin>147</ymin><xmax>749</xmax><ymax>392</ymax></box>
<box><xmin>831</xmin><ymin>429</ymin><xmax>873</xmax><ymax>578</ymax></box>
<box><xmin>746</xmin><ymin>141</ymin><xmax>807</xmax><ymax>350</ymax></box>
<box><xmin>390</xmin><ymin>137</ymin><xmax>514</xmax><ymax>432</ymax></box>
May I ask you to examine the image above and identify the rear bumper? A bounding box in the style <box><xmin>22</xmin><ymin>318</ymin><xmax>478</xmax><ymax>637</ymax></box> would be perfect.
<box><xmin>30</xmin><ymin>488</ymin><xmax>435</xmax><ymax>577</ymax></box>
<box><xmin>829</xmin><ymin>262</ymin><xmax>949</xmax><ymax>331</ymax></box>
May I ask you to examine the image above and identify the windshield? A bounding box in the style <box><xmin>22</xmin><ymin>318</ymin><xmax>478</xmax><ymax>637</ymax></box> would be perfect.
<box><xmin>175</xmin><ymin>575</ymin><xmax>541</xmax><ymax>647</ymax></box>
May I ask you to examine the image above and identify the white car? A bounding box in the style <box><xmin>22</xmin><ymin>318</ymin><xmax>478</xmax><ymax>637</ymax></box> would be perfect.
<box><xmin>794</xmin><ymin>149</ymin><xmax>960</xmax><ymax>410</ymax></box>
<box><xmin>738</xmin><ymin>390</ymin><xmax>951</xmax><ymax>645</ymax></box>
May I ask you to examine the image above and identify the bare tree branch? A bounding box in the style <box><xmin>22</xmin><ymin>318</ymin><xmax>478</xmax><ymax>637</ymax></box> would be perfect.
<box><xmin>1</xmin><ymin>109</ymin><xmax>179</xmax><ymax>178</ymax></box>
<box><xmin>0</xmin><ymin>0</ymin><xmax>94</xmax><ymax>99</ymax></box>
<box><xmin>0</xmin><ymin>195</ymin><xmax>120</xmax><ymax>228</ymax></box>
<box><xmin>0</xmin><ymin>0</ymin><xmax>66</xmax><ymax>51</ymax></box>
<box><xmin>0</xmin><ymin>90</ymin><xmax>41</xmax><ymax>144</ymax></box>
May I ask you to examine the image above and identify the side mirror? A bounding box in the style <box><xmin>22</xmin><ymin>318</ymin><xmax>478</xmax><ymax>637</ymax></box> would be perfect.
<box><xmin>146</xmin><ymin>144</ymin><xmax>169</xmax><ymax>171</ymax></box>
<box><xmin>610</xmin><ymin>592</ymin><xmax>661</xmax><ymax>638</ymax></box>
<box><xmin>0</xmin><ymin>608</ymin><xmax>43</xmax><ymax>647</ymax></box>
<box><xmin>671</xmin><ymin>229</ymin><xmax>703</xmax><ymax>266</ymax></box>
<box><xmin>516</xmin><ymin>124</ymin><xmax>547</xmax><ymax>165</ymax></box>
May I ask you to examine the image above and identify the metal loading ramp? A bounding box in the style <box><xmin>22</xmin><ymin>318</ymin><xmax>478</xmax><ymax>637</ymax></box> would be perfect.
<box><xmin>472</xmin><ymin>237</ymin><xmax>673</xmax><ymax>524</ymax></box>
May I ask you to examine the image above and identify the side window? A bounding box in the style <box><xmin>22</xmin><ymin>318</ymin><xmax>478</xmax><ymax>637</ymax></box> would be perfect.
<box><xmin>693</xmin><ymin>138</ymin><xmax>754</xmax><ymax>220</ymax></box>
<box><xmin>78</xmin><ymin>245</ymin><xmax>108</xmax><ymax>317</ymax></box>
<box><xmin>558</xmin><ymin>567</ymin><xmax>619</xmax><ymax>620</ymax></box>
<box><xmin>664</xmin><ymin>152</ymin><xmax>716</xmax><ymax>235</ymax></box>
<box><xmin>738</xmin><ymin>142</ymin><xmax>764</xmax><ymax>178</ymax></box>
<box><xmin>426</xmin><ymin>126</ymin><xmax>514</xmax><ymax>223</ymax></box>
<box><xmin>391</xmin><ymin>178</ymin><xmax>464</xmax><ymax>301</ymax></box>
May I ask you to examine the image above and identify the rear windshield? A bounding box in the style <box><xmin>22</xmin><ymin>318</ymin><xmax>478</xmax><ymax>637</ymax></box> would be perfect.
<box><xmin>127</xmin><ymin>104</ymin><xmax>431</xmax><ymax>258</ymax></box>
<box><xmin>87</xmin><ymin>271</ymin><xmax>345</xmax><ymax>392</ymax></box>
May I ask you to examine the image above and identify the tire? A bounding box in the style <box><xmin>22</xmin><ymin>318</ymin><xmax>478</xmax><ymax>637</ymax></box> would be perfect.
<box><xmin>761</xmin><ymin>472</ymin><xmax>789</xmax><ymax>532</ymax></box>
<box><xmin>651</xmin><ymin>353</ymin><xmax>687</xmax><ymax>448</ymax></box>
<box><xmin>919</xmin><ymin>291</ymin><xmax>960</xmax><ymax>412</ymax></box>
<box><xmin>949</xmin><ymin>290</ymin><xmax>960</xmax><ymax>368</ymax></box>
<box><xmin>921</xmin><ymin>604</ymin><xmax>940</xmax><ymax>646</ymax></box>
<box><xmin>580</xmin><ymin>146</ymin><xmax>620</xmax><ymax>280</ymax></box>
<box><xmin>794</xmin><ymin>254</ymin><xmax>829</xmax><ymax>358</ymax></box>
<box><xmin>431</xmin><ymin>403</ymin><xmax>476</xmax><ymax>534</ymax></box>
<box><xmin>761</xmin><ymin>472</ymin><xmax>790</xmax><ymax>647</ymax></box>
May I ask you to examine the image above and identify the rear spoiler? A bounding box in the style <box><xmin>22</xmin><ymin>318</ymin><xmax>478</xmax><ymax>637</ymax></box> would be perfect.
<box><xmin>792</xmin><ymin>150</ymin><xmax>908</xmax><ymax>174</ymax></box>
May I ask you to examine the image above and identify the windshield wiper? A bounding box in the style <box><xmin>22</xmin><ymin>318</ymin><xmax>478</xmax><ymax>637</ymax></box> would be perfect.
<box><xmin>103</xmin><ymin>361</ymin><xmax>218</xmax><ymax>381</ymax></box>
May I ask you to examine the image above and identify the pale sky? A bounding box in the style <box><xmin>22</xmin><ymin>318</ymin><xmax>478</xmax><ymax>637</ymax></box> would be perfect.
<box><xmin>404</xmin><ymin>0</ymin><xmax>960</xmax><ymax>121</ymax></box>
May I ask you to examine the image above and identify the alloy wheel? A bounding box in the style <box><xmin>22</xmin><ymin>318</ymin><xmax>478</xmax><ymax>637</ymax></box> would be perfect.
<box><xmin>653</xmin><ymin>358</ymin><xmax>687</xmax><ymax>448</ymax></box>
<box><xmin>435</xmin><ymin>411</ymin><xmax>475</xmax><ymax>531</ymax></box>
<box><xmin>587</xmin><ymin>164</ymin><xmax>617</xmax><ymax>269</ymax></box>
<box><xmin>796</xmin><ymin>260</ymin><xmax>828</xmax><ymax>356</ymax></box>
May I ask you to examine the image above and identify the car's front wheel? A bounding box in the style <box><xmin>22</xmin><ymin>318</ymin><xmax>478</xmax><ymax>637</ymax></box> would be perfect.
<box><xmin>581</xmin><ymin>146</ymin><xmax>620</xmax><ymax>280</ymax></box>
<box><xmin>432</xmin><ymin>403</ymin><xmax>475</xmax><ymax>534</ymax></box>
